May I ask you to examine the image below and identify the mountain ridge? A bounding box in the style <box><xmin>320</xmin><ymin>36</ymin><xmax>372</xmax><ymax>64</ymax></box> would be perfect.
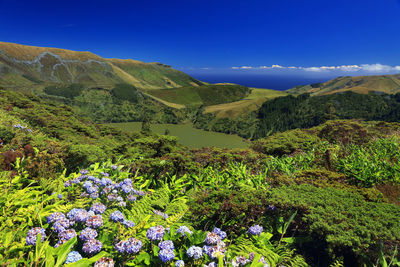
<box><xmin>0</xmin><ymin>41</ymin><xmax>203</xmax><ymax>90</ymax></box>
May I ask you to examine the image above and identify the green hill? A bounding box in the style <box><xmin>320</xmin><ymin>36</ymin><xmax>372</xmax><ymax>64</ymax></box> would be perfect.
<box><xmin>0</xmin><ymin>41</ymin><xmax>203</xmax><ymax>91</ymax></box>
<box><xmin>288</xmin><ymin>74</ymin><xmax>400</xmax><ymax>96</ymax></box>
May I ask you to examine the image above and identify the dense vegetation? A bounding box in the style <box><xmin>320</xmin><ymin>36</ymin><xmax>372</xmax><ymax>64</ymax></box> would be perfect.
<box><xmin>1</xmin><ymin>88</ymin><xmax>400</xmax><ymax>266</ymax></box>
<box><xmin>194</xmin><ymin>91</ymin><xmax>400</xmax><ymax>140</ymax></box>
<box><xmin>146</xmin><ymin>84</ymin><xmax>250</xmax><ymax>107</ymax></box>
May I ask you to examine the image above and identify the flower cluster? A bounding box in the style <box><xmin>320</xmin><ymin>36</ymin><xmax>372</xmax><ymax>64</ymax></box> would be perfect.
<box><xmin>203</xmin><ymin>241</ymin><xmax>226</xmax><ymax>259</ymax></box>
<box><xmin>79</xmin><ymin>227</ymin><xmax>98</xmax><ymax>241</ymax></box>
<box><xmin>146</xmin><ymin>225</ymin><xmax>166</xmax><ymax>241</ymax></box>
<box><xmin>175</xmin><ymin>260</ymin><xmax>185</xmax><ymax>267</ymax></box>
<box><xmin>187</xmin><ymin>246</ymin><xmax>203</xmax><ymax>259</ymax></box>
<box><xmin>86</xmin><ymin>215</ymin><xmax>103</xmax><ymax>229</ymax></box>
<box><xmin>177</xmin><ymin>226</ymin><xmax>193</xmax><ymax>237</ymax></box>
<box><xmin>159</xmin><ymin>247</ymin><xmax>175</xmax><ymax>263</ymax></box>
<box><xmin>90</xmin><ymin>203</ymin><xmax>107</xmax><ymax>214</ymax></box>
<box><xmin>25</xmin><ymin>227</ymin><xmax>46</xmax><ymax>246</ymax></box>
<box><xmin>56</xmin><ymin>229</ymin><xmax>77</xmax><ymax>247</ymax></box>
<box><xmin>248</xmin><ymin>225</ymin><xmax>263</xmax><ymax>236</ymax></box>
<box><xmin>115</xmin><ymin>238</ymin><xmax>143</xmax><ymax>254</ymax></box>
<box><xmin>159</xmin><ymin>240</ymin><xmax>174</xmax><ymax>250</ymax></box>
<box><xmin>64</xmin><ymin>169</ymin><xmax>145</xmax><ymax>205</ymax></box>
<box><xmin>82</xmin><ymin>239</ymin><xmax>103</xmax><ymax>254</ymax></box>
<box><xmin>94</xmin><ymin>257</ymin><xmax>115</xmax><ymax>267</ymax></box>
<box><xmin>65</xmin><ymin>251</ymin><xmax>83</xmax><ymax>264</ymax></box>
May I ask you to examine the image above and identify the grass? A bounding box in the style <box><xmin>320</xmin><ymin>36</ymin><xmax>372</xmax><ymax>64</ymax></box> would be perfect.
<box><xmin>106</xmin><ymin>122</ymin><xmax>249</xmax><ymax>149</ymax></box>
<box><xmin>204</xmin><ymin>88</ymin><xmax>287</xmax><ymax>118</ymax></box>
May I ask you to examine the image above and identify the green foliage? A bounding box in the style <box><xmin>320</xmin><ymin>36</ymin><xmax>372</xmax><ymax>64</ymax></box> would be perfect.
<box><xmin>269</xmin><ymin>184</ymin><xmax>400</xmax><ymax>264</ymax></box>
<box><xmin>251</xmin><ymin>129</ymin><xmax>321</xmax><ymax>156</ymax></box>
<box><xmin>0</xmin><ymin>125</ymin><xmax>15</xmax><ymax>143</ymax></box>
<box><xmin>44</xmin><ymin>83</ymin><xmax>84</xmax><ymax>99</ymax></box>
<box><xmin>111</xmin><ymin>83</ymin><xmax>141</xmax><ymax>103</ymax></box>
<box><xmin>65</xmin><ymin>144</ymin><xmax>107</xmax><ymax>171</ymax></box>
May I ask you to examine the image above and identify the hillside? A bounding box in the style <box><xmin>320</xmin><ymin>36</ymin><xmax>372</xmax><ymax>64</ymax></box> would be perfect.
<box><xmin>0</xmin><ymin>41</ymin><xmax>203</xmax><ymax>90</ymax></box>
<box><xmin>288</xmin><ymin>74</ymin><xmax>400</xmax><ymax>96</ymax></box>
<box><xmin>1</xmin><ymin>91</ymin><xmax>400</xmax><ymax>266</ymax></box>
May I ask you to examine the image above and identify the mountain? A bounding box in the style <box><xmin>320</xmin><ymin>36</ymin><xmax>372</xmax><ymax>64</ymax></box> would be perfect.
<box><xmin>288</xmin><ymin>74</ymin><xmax>400</xmax><ymax>96</ymax></box>
<box><xmin>0</xmin><ymin>41</ymin><xmax>203</xmax><ymax>90</ymax></box>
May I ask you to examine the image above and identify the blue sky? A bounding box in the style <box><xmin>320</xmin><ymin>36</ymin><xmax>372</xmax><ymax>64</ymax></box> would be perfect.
<box><xmin>0</xmin><ymin>0</ymin><xmax>400</xmax><ymax>78</ymax></box>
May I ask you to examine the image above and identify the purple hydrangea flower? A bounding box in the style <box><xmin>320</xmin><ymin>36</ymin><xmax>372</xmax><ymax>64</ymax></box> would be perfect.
<box><xmin>248</xmin><ymin>225</ymin><xmax>263</xmax><ymax>236</ymax></box>
<box><xmin>203</xmin><ymin>241</ymin><xmax>226</xmax><ymax>259</ymax></box>
<box><xmin>86</xmin><ymin>215</ymin><xmax>103</xmax><ymax>229</ymax></box>
<box><xmin>146</xmin><ymin>225</ymin><xmax>166</xmax><ymax>241</ymax></box>
<box><xmin>57</xmin><ymin>229</ymin><xmax>77</xmax><ymax>247</ymax></box>
<box><xmin>124</xmin><ymin>238</ymin><xmax>143</xmax><ymax>254</ymax></box>
<box><xmin>159</xmin><ymin>240</ymin><xmax>174</xmax><ymax>250</ymax></box>
<box><xmin>82</xmin><ymin>239</ymin><xmax>103</xmax><ymax>254</ymax></box>
<box><xmin>80</xmin><ymin>169</ymin><xmax>89</xmax><ymax>175</ymax></box>
<box><xmin>177</xmin><ymin>226</ymin><xmax>193</xmax><ymax>237</ymax></box>
<box><xmin>107</xmin><ymin>193</ymin><xmax>118</xmax><ymax>201</ymax></box>
<box><xmin>121</xmin><ymin>220</ymin><xmax>135</xmax><ymax>228</ymax></box>
<box><xmin>94</xmin><ymin>257</ymin><xmax>115</xmax><ymax>267</ymax></box>
<box><xmin>100</xmin><ymin>178</ymin><xmax>113</xmax><ymax>187</ymax></box>
<box><xmin>57</xmin><ymin>194</ymin><xmax>63</xmax><ymax>200</ymax></box>
<box><xmin>83</xmin><ymin>181</ymin><xmax>93</xmax><ymax>189</ymax></box>
<box><xmin>47</xmin><ymin>212</ymin><xmax>66</xmax><ymax>224</ymax></box>
<box><xmin>114</xmin><ymin>240</ymin><xmax>126</xmax><ymax>253</ymax></box>
<box><xmin>205</xmin><ymin>232</ymin><xmax>222</xmax><ymax>245</ymax></box>
<box><xmin>87</xmin><ymin>186</ymin><xmax>99</xmax><ymax>194</ymax></box>
<box><xmin>159</xmin><ymin>249</ymin><xmax>175</xmax><ymax>263</ymax></box>
<box><xmin>90</xmin><ymin>203</ymin><xmax>107</xmax><ymax>214</ymax></box>
<box><xmin>110</xmin><ymin>211</ymin><xmax>125</xmax><ymax>222</ymax></box>
<box><xmin>26</xmin><ymin>227</ymin><xmax>46</xmax><ymax>245</ymax></box>
<box><xmin>212</xmin><ymin>227</ymin><xmax>227</xmax><ymax>240</ymax></box>
<box><xmin>187</xmin><ymin>246</ymin><xmax>203</xmax><ymax>259</ymax></box>
<box><xmin>52</xmin><ymin>218</ymin><xmax>71</xmax><ymax>233</ymax></box>
<box><xmin>90</xmin><ymin>192</ymin><xmax>99</xmax><ymax>199</ymax></box>
<box><xmin>127</xmin><ymin>194</ymin><xmax>137</xmax><ymax>202</ymax></box>
<box><xmin>232</xmin><ymin>256</ymin><xmax>250</xmax><ymax>266</ymax></box>
<box><xmin>205</xmin><ymin>263</ymin><xmax>218</xmax><ymax>267</ymax></box>
<box><xmin>80</xmin><ymin>227</ymin><xmax>98</xmax><ymax>241</ymax></box>
<box><xmin>67</xmin><ymin>208</ymin><xmax>80</xmax><ymax>219</ymax></box>
<box><xmin>65</xmin><ymin>251</ymin><xmax>83</xmax><ymax>264</ymax></box>
<box><xmin>101</xmin><ymin>172</ymin><xmax>109</xmax><ymax>177</ymax></box>
<box><xmin>121</xmin><ymin>184</ymin><xmax>133</xmax><ymax>194</ymax></box>
<box><xmin>118</xmin><ymin>201</ymin><xmax>127</xmax><ymax>207</ymax></box>
<box><xmin>111</xmin><ymin>165</ymin><xmax>118</xmax><ymax>170</ymax></box>
<box><xmin>74</xmin><ymin>209</ymin><xmax>89</xmax><ymax>222</ymax></box>
<box><xmin>64</xmin><ymin>180</ymin><xmax>72</xmax><ymax>187</ymax></box>
<box><xmin>175</xmin><ymin>260</ymin><xmax>185</xmax><ymax>267</ymax></box>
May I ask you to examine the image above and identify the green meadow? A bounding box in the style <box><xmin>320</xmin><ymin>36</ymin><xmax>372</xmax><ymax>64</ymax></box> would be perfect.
<box><xmin>107</xmin><ymin>122</ymin><xmax>249</xmax><ymax>149</ymax></box>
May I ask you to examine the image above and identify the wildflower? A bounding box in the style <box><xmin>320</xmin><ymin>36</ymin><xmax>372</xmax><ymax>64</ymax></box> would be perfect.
<box><xmin>65</xmin><ymin>251</ymin><xmax>83</xmax><ymax>264</ymax></box>
<box><xmin>80</xmin><ymin>169</ymin><xmax>89</xmax><ymax>175</ymax></box>
<box><xmin>101</xmin><ymin>172</ymin><xmax>109</xmax><ymax>177</ymax></box>
<box><xmin>187</xmin><ymin>246</ymin><xmax>203</xmax><ymax>259</ymax></box>
<box><xmin>90</xmin><ymin>203</ymin><xmax>107</xmax><ymax>214</ymax></box>
<box><xmin>47</xmin><ymin>212</ymin><xmax>66</xmax><ymax>224</ymax></box>
<box><xmin>205</xmin><ymin>232</ymin><xmax>221</xmax><ymax>245</ymax></box>
<box><xmin>159</xmin><ymin>249</ymin><xmax>175</xmax><ymax>263</ymax></box>
<box><xmin>57</xmin><ymin>229</ymin><xmax>77</xmax><ymax>247</ymax></box>
<box><xmin>232</xmin><ymin>256</ymin><xmax>250</xmax><ymax>266</ymax></box>
<box><xmin>94</xmin><ymin>257</ymin><xmax>115</xmax><ymax>267</ymax></box>
<box><xmin>248</xmin><ymin>225</ymin><xmax>263</xmax><ymax>236</ymax></box>
<box><xmin>177</xmin><ymin>226</ymin><xmax>193</xmax><ymax>236</ymax></box>
<box><xmin>127</xmin><ymin>194</ymin><xmax>137</xmax><ymax>202</ymax></box>
<box><xmin>74</xmin><ymin>209</ymin><xmax>89</xmax><ymax>222</ymax></box>
<box><xmin>159</xmin><ymin>240</ymin><xmax>174</xmax><ymax>250</ymax></box>
<box><xmin>57</xmin><ymin>194</ymin><xmax>63</xmax><ymax>200</ymax></box>
<box><xmin>212</xmin><ymin>227</ymin><xmax>227</xmax><ymax>240</ymax></box>
<box><xmin>121</xmin><ymin>220</ymin><xmax>135</xmax><ymax>228</ymax></box>
<box><xmin>82</xmin><ymin>239</ymin><xmax>103</xmax><ymax>254</ymax></box>
<box><xmin>64</xmin><ymin>180</ymin><xmax>72</xmax><ymax>187</ymax></box>
<box><xmin>118</xmin><ymin>201</ymin><xmax>126</xmax><ymax>207</ymax></box>
<box><xmin>124</xmin><ymin>238</ymin><xmax>143</xmax><ymax>254</ymax></box>
<box><xmin>80</xmin><ymin>227</ymin><xmax>98</xmax><ymax>241</ymax></box>
<box><xmin>111</xmin><ymin>165</ymin><xmax>118</xmax><ymax>170</ymax></box>
<box><xmin>146</xmin><ymin>225</ymin><xmax>166</xmax><ymax>241</ymax></box>
<box><xmin>52</xmin><ymin>218</ymin><xmax>71</xmax><ymax>233</ymax></box>
<box><xmin>26</xmin><ymin>227</ymin><xmax>46</xmax><ymax>245</ymax></box>
<box><xmin>110</xmin><ymin>211</ymin><xmax>125</xmax><ymax>222</ymax></box>
<box><xmin>175</xmin><ymin>260</ymin><xmax>185</xmax><ymax>267</ymax></box>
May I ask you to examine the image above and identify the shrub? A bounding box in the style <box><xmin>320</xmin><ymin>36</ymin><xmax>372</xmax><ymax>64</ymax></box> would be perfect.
<box><xmin>0</xmin><ymin>126</ymin><xmax>15</xmax><ymax>144</ymax></box>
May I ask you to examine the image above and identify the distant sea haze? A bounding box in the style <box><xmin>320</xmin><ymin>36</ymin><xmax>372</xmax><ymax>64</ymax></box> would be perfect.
<box><xmin>189</xmin><ymin>73</ymin><xmax>338</xmax><ymax>91</ymax></box>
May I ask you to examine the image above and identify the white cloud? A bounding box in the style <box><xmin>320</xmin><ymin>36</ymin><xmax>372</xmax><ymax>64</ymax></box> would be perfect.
<box><xmin>230</xmin><ymin>63</ymin><xmax>400</xmax><ymax>74</ymax></box>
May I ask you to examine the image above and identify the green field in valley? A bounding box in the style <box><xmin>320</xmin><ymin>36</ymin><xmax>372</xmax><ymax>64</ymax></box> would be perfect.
<box><xmin>107</xmin><ymin>122</ymin><xmax>249</xmax><ymax>149</ymax></box>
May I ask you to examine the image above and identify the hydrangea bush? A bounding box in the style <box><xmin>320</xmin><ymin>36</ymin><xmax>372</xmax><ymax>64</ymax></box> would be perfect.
<box><xmin>23</xmin><ymin>163</ymin><xmax>299</xmax><ymax>266</ymax></box>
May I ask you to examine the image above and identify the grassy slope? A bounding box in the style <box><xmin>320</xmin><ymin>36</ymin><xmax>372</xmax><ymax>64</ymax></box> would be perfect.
<box><xmin>204</xmin><ymin>88</ymin><xmax>287</xmax><ymax>118</ymax></box>
<box><xmin>288</xmin><ymin>74</ymin><xmax>400</xmax><ymax>96</ymax></box>
<box><xmin>145</xmin><ymin>84</ymin><xmax>251</xmax><ymax>107</ymax></box>
<box><xmin>0</xmin><ymin>41</ymin><xmax>204</xmax><ymax>91</ymax></box>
